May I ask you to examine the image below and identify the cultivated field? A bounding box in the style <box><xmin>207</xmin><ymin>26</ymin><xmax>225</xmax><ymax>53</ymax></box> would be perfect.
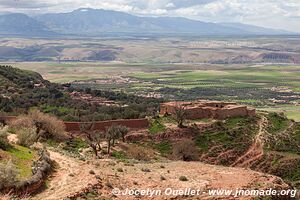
<box><xmin>4</xmin><ymin>61</ymin><xmax>300</xmax><ymax>122</ymax></box>
<box><xmin>1</xmin><ymin>36</ymin><xmax>300</xmax><ymax>121</ymax></box>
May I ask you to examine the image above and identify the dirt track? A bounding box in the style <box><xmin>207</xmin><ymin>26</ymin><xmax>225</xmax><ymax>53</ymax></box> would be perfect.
<box><xmin>31</xmin><ymin>150</ymin><xmax>99</xmax><ymax>200</ymax></box>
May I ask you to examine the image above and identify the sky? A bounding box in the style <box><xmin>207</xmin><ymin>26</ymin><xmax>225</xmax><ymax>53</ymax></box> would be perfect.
<box><xmin>1</xmin><ymin>0</ymin><xmax>300</xmax><ymax>32</ymax></box>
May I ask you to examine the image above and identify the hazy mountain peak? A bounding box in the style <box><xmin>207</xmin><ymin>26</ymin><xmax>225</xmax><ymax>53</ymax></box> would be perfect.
<box><xmin>0</xmin><ymin>8</ymin><xmax>296</xmax><ymax>37</ymax></box>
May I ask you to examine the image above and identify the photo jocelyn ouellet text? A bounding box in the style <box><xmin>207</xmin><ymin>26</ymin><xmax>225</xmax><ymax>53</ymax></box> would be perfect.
<box><xmin>112</xmin><ymin>187</ymin><xmax>298</xmax><ymax>198</ymax></box>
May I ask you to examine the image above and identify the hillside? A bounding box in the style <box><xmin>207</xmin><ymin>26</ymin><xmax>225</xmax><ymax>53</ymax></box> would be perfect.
<box><xmin>138</xmin><ymin>113</ymin><xmax>300</xmax><ymax>189</ymax></box>
<box><xmin>0</xmin><ymin>126</ymin><xmax>294</xmax><ymax>200</ymax></box>
<box><xmin>0</xmin><ymin>65</ymin><xmax>161</xmax><ymax>121</ymax></box>
<box><xmin>0</xmin><ymin>13</ymin><xmax>55</xmax><ymax>36</ymax></box>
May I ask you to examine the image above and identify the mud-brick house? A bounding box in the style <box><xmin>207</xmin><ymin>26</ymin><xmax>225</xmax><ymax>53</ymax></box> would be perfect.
<box><xmin>160</xmin><ymin>100</ymin><xmax>255</xmax><ymax>120</ymax></box>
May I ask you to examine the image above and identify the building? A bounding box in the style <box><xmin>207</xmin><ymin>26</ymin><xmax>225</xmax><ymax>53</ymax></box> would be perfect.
<box><xmin>160</xmin><ymin>100</ymin><xmax>255</xmax><ymax>120</ymax></box>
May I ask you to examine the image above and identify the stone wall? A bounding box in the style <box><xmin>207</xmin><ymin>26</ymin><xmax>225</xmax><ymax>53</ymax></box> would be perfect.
<box><xmin>1</xmin><ymin>149</ymin><xmax>52</xmax><ymax>196</ymax></box>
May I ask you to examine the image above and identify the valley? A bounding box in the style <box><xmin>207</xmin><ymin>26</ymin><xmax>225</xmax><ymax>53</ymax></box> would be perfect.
<box><xmin>0</xmin><ymin>36</ymin><xmax>299</xmax><ymax>199</ymax></box>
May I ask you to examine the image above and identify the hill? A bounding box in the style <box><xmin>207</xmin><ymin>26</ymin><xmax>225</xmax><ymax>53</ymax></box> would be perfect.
<box><xmin>0</xmin><ymin>65</ymin><xmax>161</xmax><ymax>122</ymax></box>
<box><xmin>0</xmin><ymin>8</ymin><xmax>294</xmax><ymax>37</ymax></box>
<box><xmin>0</xmin><ymin>13</ymin><xmax>55</xmax><ymax>36</ymax></box>
<box><xmin>138</xmin><ymin>113</ymin><xmax>300</xmax><ymax>189</ymax></box>
<box><xmin>35</xmin><ymin>8</ymin><xmax>292</xmax><ymax>36</ymax></box>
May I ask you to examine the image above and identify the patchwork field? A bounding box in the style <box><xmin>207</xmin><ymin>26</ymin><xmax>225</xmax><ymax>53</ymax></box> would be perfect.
<box><xmin>2</xmin><ymin>61</ymin><xmax>300</xmax><ymax>121</ymax></box>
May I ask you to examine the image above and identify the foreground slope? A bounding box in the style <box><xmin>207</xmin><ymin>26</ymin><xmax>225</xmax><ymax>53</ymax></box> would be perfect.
<box><xmin>26</xmin><ymin>149</ymin><xmax>294</xmax><ymax>200</ymax></box>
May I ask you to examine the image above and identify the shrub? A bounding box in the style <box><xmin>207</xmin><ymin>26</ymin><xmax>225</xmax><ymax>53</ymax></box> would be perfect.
<box><xmin>0</xmin><ymin>126</ymin><xmax>11</xmax><ymax>150</ymax></box>
<box><xmin>160</xmin><ymin>175</ymin><xmax>166</xmax><ymax>181</ymax></box>
<box><xmin>117</xmin><ymin>168</ymin><xmax>124</xmax><ymax>172</ymax></box>
<box><xmin>174</xmin><ymin>104</ymin><xmax>187</xmax><ymax>128</ymax></box>
<box><xmin>10</xmin><ymin>110</ymin><xmax>67</xmax><ymax>142</ymax></box>
<box><xmin>127</xmin><ymin>146</ymin><xmax>150</xmax><ymax>161</ymax></box>
<box><xmin>141</xmin><ymin>168</ymin><xmax>151</xmax><ymax>172</ymax></box>
<box><xmin>17</xmin><ymin>127</ymin><xmax>38</xmax><ymax>147</ymax></box>
<box><xmin>0</xmin><ymin>160</ymin><xmax>19</xmax><ymax>190</ymax></box>
<box><xmin>105</xmin><ymin>182</ymin><xmax>113</xmax><ymax>188</ymax></box>
<box><xmin>172</xmin><ymin>139</ymin><xmax>199</xmax><ymax>161</ymax></box>
<box><xmin>179</xmin><ymin>176</ymin><xmax>188</xmax><ymax>181</ymax></box>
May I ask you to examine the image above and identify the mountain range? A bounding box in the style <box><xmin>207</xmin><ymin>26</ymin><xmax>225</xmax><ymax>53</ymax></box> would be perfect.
<box><xmin>0</xmin><ymin>8</ymin><xmax>294</xmax><ymax>37</ymax></box>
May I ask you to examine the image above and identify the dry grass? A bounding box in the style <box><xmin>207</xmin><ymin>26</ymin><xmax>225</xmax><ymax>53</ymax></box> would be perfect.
<box><xmin>9</xmin><ymin>110</ymin><xmax>67</xmax><ymax>144</ymax></box>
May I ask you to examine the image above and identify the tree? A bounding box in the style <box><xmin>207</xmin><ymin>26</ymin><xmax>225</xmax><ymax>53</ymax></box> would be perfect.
<box><xmin>106</xmin><ymin>125</ymin><xmax>128</xmax><ymax>154</ymax></box>
<box><xmin>174</xmin><ymin>104</ymin><xmax>187</xmax><ymax>128</ymax></box>
<box><xmin>119</xmin><ymin>125</ymin><xmax>129</xmax><ymax>142</ymax></box>
<box><xmin>80</xmin><ymin>122</ymin><xmax>102</xmax><ymax>157</ymax></box>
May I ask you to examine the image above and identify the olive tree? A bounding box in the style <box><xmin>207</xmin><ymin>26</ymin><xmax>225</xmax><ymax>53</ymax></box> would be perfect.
<box><xmin>174</xmin><ymin>104</ymin><xmax>187</xmax><ymax>128</ymax></box>
<box><xmin>80</xmin><ymin>122</ymin><xmax>102</xmax><ymax>157</ymax></box>
<box><xmin>106</xmin><ymin>125</ymin><xmax>129</xmax><ymax>154</ymax></box>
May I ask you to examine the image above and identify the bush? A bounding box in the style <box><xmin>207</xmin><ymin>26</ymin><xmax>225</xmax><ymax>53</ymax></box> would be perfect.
<box><xmin>0</xmin><ymin>160</ymin><xmax>19</xmax><ymax>190</ymax></box>
<box><xmin>141</xmin><ymin>168</ymin><xmax>151</xmax><ymax>172</ymax></box>
<box><xmin>179</xmin><ymin>176</ymin><xmax>188</xmax><ymax>181</ymax></box>
<box><xmin>117</xmin><ymin>168</ymin><xmax>124</xmax><ymax>172</ymax></box>
<box><xmin>0</xmin><ymin>126</ymin><xmax>11</xmax><ymax>150</ymax></box>
<box><xmin>127</xmin><ymin>146</ymin><xmax>151</xmax><ymax>161</ymax></box>
<box><xmin>172</xmin><ymin>139</ymin><xmax>199</xmax><ymax>161</ymax></box>
<box><xmin>10</xmin><ymin>110</ymin><xmax>67</xmax><ymax>142</ymax></box>
<box><xmin>17</xmin><ymin>127</ymin><xmax>38</xmax><ymax>147</ymax></box>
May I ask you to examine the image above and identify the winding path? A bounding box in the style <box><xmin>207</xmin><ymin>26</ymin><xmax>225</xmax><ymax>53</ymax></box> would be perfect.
<box><xmin>31</xmin><ymin>150</ymin><xmax>99</xmax><ymax>200</ymax></box>
<box><xmin>231</xmin><ymin>116</ymin><xmax>267</xmax><ymax>167</ymax></box>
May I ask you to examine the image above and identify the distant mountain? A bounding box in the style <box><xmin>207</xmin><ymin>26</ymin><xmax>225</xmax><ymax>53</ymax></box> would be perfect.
<box><xmin>34</xmin><ymin>8</ymin><xmax>250</xmax><ymax>35</ymax></box>
<box><xmin>0</xmin><ymin>13</ymin><xmax>56</xmax><ymax>36</ymax></box>
<box><xmin>219</xmin><ymin>22</ymin><xmax>292</xmax><ymax>35</ymax></box>
<box><xmin>0</xmin><ymin>8</ymin><xmax>296</xmax><ymax>37</ymax></box>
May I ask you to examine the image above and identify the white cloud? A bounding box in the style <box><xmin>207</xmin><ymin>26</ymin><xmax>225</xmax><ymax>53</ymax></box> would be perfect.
<box><xmin>0</xmin><ymin>0</ymin><xmax>299</xmax><ymax>31</ymax></box>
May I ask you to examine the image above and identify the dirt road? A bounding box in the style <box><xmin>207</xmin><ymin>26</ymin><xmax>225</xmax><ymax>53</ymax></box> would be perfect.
<box><xmin>31</xmin><ymin>150</ymin><xmax>99</xmax><ymax>200</ymax></box>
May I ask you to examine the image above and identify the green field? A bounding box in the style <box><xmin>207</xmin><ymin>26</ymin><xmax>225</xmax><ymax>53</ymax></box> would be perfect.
<box><xmin>2</xmin><ymin>62</ymin><xmax>299</xmax><ymax>121</ymax></box>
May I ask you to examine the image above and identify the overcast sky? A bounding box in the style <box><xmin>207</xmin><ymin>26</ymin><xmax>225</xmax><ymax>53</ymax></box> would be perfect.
<box><xmin>1</xmin><ymin>0</ymin><xmax>300</xmax><ymax>32</ymax></box>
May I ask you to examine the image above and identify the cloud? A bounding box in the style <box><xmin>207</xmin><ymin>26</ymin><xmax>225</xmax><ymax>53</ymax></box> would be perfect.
<box><xmin>0</xmin><ymin>0</ymin><xmax>299</xmax><ymax>31</ymax></box>
<box><xmin>0</xmin><ymin>0</ymin><xmax>52</xmax><ymax>9</ymax></box>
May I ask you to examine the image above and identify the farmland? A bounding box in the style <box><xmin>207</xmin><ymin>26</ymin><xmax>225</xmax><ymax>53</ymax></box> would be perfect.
<box><xmin>3</xmin><ymin>61</ymin><xmax>300</xmax><ymax>122</ymax></box>
<box><xmin>1</xmin><ymin>36</ymin><xmax>300</xmax><ymax>121</ymax></box>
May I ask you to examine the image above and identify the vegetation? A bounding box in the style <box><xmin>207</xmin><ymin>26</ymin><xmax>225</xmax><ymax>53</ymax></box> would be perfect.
<box><xmin>153</xmin><ymin>141</ymin><xmax>172</xmax><ymax>156</ymax></box>
<box><xmin>265</xmin><ymin>113</ymin><xmax>300</xmax><ymax>154</ymax></box>
<box><xmin>80</xmin><ymin>123</ymin><xmax>102</xmax><ymax>157</ymax></box>
<box><xmin>111</xmin><ymin>151</ymin><xmax>127</xmax><ymax>160</ymax></box>
<box><xmin>0</xmin><ymin>160</ymin><xmax>19</xmax><ymax>190</ymax></box>
<box><xmin>149</xmin><ymin>119</ymin><xmax>166</xmax><ymax>134</ymax></box>
<box><xmin>16</xmin><ymin>127</ymin><xmax>38</xmax><ymax>147</ymax></box>
<box><xmin>0</xmin><ymin>65</ymin><xmax>163</xmax><ymax>122</ymax></box>
<box><xmin>0</xmin><ymin>126</ymin><xmax>12</xmax><ymax>150</ymax></box>
<box><xmin>173</xmin><ymin>104</ymin><xmax>187</xmax><ymax>128</ymax></box>
<box><xmin>9</xmin><ymin>110</ymin><xmax>67</xmax><ymax>146</ymax></box>
<box><xmin>266</xmin><ymin>112</ymin><xmax>289</xmax><ymax>134</ymax></box>
<box><xmin>195</xmin><ymin>116</ymin><xmax>259</xmax><ymax>160</ymax></box>
<box><xmin>172</xmin><ymin>139</ymin><xmax>199</xmax><ymax>161</ymax></box>
<box><xmin>105</xmin><ymin>125</ymin><xmax>125</xmax><ymax>154</ymax></box>
<box><xmin>179</xmin><ymin>176</ymin><xmax>188</xmax><ymax>181</ymax></box>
